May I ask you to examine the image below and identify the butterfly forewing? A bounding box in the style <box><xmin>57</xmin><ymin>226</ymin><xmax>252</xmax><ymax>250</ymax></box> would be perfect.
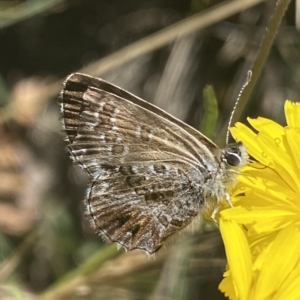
<box><xmin>60</xmin><ymin>73</ymin><xmax>239</xmax><ymax>254</ymax></box>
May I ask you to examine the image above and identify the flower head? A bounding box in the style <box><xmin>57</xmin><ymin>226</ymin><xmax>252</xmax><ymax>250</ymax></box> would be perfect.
<box><xmin>219</xmin><ymin>101</ymin><xmax>300</xmax><ymax>300</ymax></box>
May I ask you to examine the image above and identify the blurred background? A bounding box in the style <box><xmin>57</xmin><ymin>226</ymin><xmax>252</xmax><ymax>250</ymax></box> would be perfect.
<box><xmin>0</xmin><ymin>0</ymin><xmax>298</xmax><ymax>299</ymax></box>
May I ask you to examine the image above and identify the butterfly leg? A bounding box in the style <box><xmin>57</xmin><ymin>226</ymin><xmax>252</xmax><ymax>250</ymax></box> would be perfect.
<box><xmin>211</xmin><ymin>203</ymin><xmax>219</xmax><ymax>223</ymax></box>
<box><xmin>225</xmin><ymin>193</ymin><xmax>233</xmax><ymax>208</ymax></box>
<box><xmin>211</xmin><ymin>193</ymin><xmax>233</xmax><ymax>223</ymax></box>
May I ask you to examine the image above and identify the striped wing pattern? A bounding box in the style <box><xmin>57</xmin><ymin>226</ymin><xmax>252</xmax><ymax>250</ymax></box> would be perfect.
<box><xmin>60</xmin><ymin>73</ymin><xmax>221</xmax><ymax>254</ymax></box>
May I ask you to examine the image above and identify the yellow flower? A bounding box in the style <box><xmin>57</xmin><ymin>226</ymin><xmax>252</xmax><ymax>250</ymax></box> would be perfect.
<box><xmin>219</xmin><ymin>101</ymin><xmax>300</xmax><ymax>300</ymax></box>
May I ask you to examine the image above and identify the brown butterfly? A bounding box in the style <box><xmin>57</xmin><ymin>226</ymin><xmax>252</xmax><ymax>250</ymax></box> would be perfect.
<box><xmin>59</xmin><ymin>73</ymin><xmax>248</xmax><ymax>255</ymax></box>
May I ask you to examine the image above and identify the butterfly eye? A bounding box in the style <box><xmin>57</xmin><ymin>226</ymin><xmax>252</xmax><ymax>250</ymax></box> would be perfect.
<box><xmin>222</xmin><ymin>142</ymin><xmax>244</xmax><ymax>167</ymax></box>
<box><xmin>223</xmin><ymin>151</ymin><xmax>241</xmax><ymax>166</ymax></box>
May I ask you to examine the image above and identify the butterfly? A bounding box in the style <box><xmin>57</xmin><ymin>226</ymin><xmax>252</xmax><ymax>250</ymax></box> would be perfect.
<box><xmin>59</xmin><ymin>73</ymin><xmax>248</xmax><ymax>255</ymax></box>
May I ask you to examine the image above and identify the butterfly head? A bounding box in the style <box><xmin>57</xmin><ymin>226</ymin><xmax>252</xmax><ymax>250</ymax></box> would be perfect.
<box><xmin>221</xmin><ymin>141</ymin><xmax>248</xmax><ymax>169</ymax></box>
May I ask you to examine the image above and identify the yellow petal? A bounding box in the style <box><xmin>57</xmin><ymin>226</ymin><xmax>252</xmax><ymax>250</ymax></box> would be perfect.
<box><xmin>219</xmin><ymin>218</ymin><xmax>252</xmax><ymax>300</ymax></box>
<box><xmin>285</xmin><ymin>127</ymin><xmax>300</xmax><ymax>172</ymax></box>
<box><xmin>221</xmin><ymin>206</ymin><xmax>297</xmax><ymax>233</ymax></box>
<box><xmin>219</xmin><ymin>274</ymin><xmax>239</xmax><ymax>300</ymax></box>
<box><xmin>273</xmin><ymin>264</ymin><xmax>300</xmax><ymax>300</ymax></box>
<box><xmin>256</xmin><ymin>132</ymin><xmax>299</xmax><ymax>192</ymax></box>
<box><xmin>230</xmin><ymin>123</ymin><xmax>268</xmax><ymax>165</ymax></box>
<box><xmin>253</xmin><ymin>225</ymin><xmax>300</xmax><ymax>300</ymax></box>
<box><xmin>284</xmin><ymin>100</ymin><xmax>300</xmax><ymax>128</ymax></box>
<box><xmin>247</xmin><ymin>117</ymin><xmax>284</xmax><ymax>137</ymax></box>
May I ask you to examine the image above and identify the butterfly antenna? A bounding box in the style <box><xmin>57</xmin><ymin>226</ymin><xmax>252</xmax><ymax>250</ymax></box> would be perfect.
<box><xmin>226</xmin><ymin>70</ymin><xmax>252</xmax><ymax>145</ymax></box>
